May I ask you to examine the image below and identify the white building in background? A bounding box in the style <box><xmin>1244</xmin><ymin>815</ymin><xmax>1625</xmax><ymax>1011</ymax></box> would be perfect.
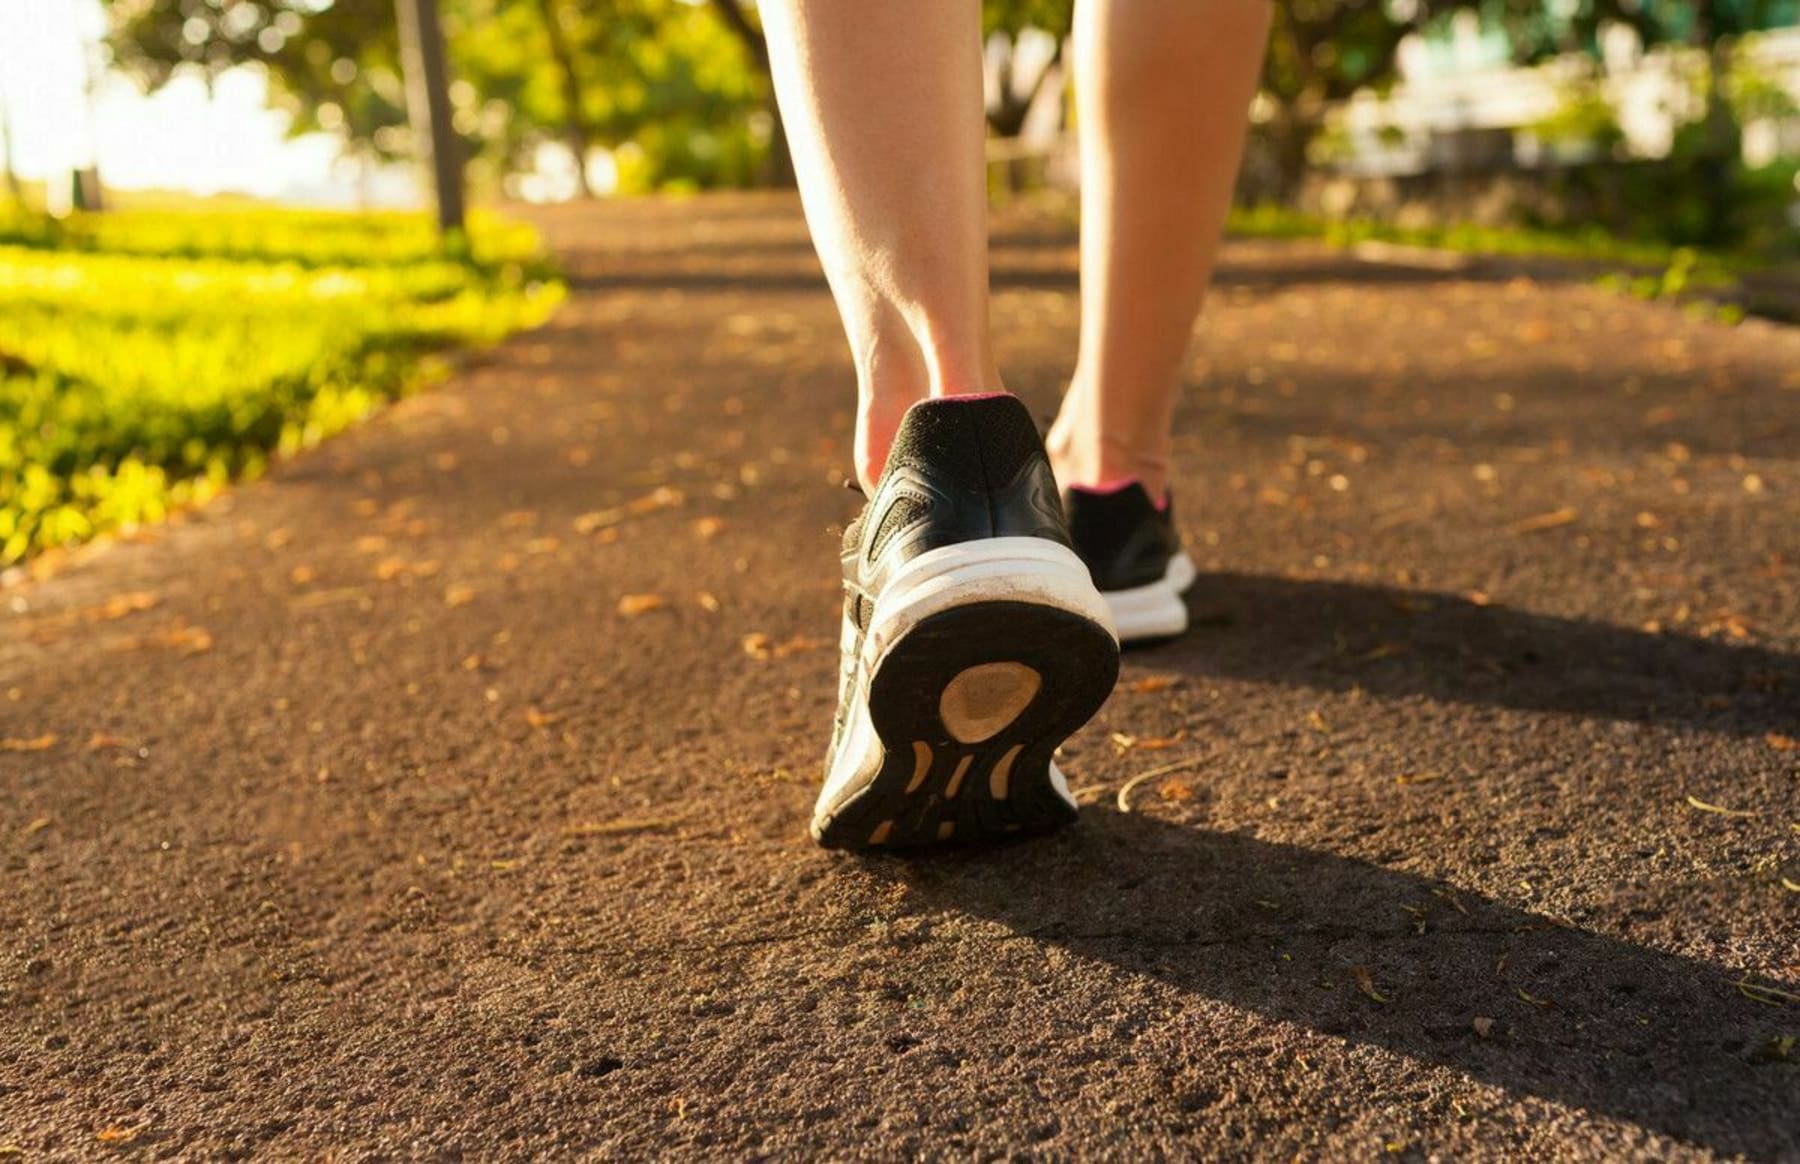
<box><xmin>1331</xmin><ymin>21</ymin><xmax>1800</xmax><ymax>177</ymax></box>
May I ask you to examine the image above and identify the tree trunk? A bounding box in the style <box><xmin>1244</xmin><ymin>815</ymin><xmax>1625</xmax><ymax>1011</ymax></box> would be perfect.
<box><xmin>1694</xmin><ymin>1</ymin><xmax>1741</xmax><ymax>245</ymax></box>
<box><xmin>707</xmin><ymin>0</ymin><xmax>794</xmax><ymax>188</ymax></box>
<box><xmin>762</xmin><ymin>98</ymin><xmax>794</xmax><ymax>187</ymax></box>
<box><xmin>1267</xmin><ymin>106</ymin><xmax>1320</xmax><ymax>205</ymax></box>
<box><xmin>0</xmin><ymin>83</ymin><xmax>23</xmax><ymax>206</ymax></box>
<box><xmin>536</xmin><ymin>0</ymin><xmax>593</xmax><ymax>198</ymax></box>
<box><xmin>395</xmin><ymin>0</ymin><xmax>466</xmax><ymax>237</ymax></box>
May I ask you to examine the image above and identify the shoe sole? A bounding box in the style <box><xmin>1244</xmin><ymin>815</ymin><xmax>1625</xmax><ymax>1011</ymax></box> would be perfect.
<box><xmin>814</xmin><ymin>540</ymin><xmax>1119</xmax><ymax>850</ymax></box>
<box><xmin>1104</xmin><ymin>552</ymin><xmax>1198</xmax><ymax>645</ymax></box>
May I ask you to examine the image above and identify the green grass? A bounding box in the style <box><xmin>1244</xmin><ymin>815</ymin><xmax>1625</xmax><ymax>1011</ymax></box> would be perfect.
<box><xmin>1224</xmin><ymin>205</ymin><xmax>1765</xmax><ymax>321</ymax></box>
<box><xmin>1226</xmin><ymin>204</ymin><xmax>1765</xmax><ymax>273</ymax></box>
<box><xmin>0</xmin><ymin>204</ymin><xmax>562</xmax><ymax>564</ymax></box>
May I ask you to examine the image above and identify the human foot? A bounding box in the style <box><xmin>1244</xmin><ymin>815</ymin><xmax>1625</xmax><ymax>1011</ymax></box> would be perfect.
<box><xmin>816</xmin><ymin>394</ymin><xmax>1120</xmax><ymax>848</ymax></box>
<box><xmin>1063</xmin><ymin>480</ymin><xmax>1196</xmax><ymax>645</ymax></box>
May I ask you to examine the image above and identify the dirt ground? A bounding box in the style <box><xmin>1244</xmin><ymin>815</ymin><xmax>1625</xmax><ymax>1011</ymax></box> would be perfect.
<box><xmin>2</xmin><ymin>193</ymin><xmax>1796</xmax><ymax>1160</ymax></box>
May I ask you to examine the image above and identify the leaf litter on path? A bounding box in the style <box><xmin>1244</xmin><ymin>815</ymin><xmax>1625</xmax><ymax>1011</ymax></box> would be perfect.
<box><xmin>1685</xmin><ymin>795</ymin><xmax>1757</xmax><ymax>818</ymax></box>
<box><xmin>1352</xmin><ymin>966</ymin><xmax>1389</xmax><ymax>1003</ymax></box>
<box><xmin>1506</xmin><ymin>507</ymin><xmax>1579</xmax><ymax>535</ymax></box>
<box><xmin>1117</xmin><ymin>754</ymin><xmax>1210</xmax><ymax>812</ymax></box>
<box><xmin>565</xmin><ymin>817</ymin><xmax>684</xmax><ymax>837</ymax></box>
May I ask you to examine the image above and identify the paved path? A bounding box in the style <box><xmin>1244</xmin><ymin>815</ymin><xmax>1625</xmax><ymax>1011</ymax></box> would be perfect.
<box><xmin>3</xmin><ymin>194</ymin><xmax>1798</xmax><ymax>1160</ymax></box>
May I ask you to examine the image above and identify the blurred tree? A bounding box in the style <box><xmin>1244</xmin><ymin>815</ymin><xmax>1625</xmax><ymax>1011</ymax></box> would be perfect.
<box><xmin>396</xmin><ymin>0</ymin><xmax>464</xmax><ymax>233</ymax></box>
<box><xmin>1262</xmin><ymin>0</ymin><xmax>1418</xmax><ymax>198</ymax></box>
<box><xmin>535</xmin><ymin>0</ymin><xmax>594</xmax><ymax>196</ymax></box>
<box><xmin>105</xmin><ymin>0</ymin><xmax>775</xmax><ymax>195</ymax></box>
<box><xmin>1486</xmin><ymin>0</ymin><xmax>1788</xmax><ymax>243</ymax></box>
<box><xmin>706</xmin><ymin>0</ymin><xmax>791</xmax><ymax>184</ymax></box>
<box><xmin>982</xmin><ymin>0</ymin><xmax>1072</xmax><ymax>140</ymax></box>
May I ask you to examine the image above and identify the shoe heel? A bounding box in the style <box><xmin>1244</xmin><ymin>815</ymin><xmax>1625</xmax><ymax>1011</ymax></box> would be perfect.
<box><xmin>816</xmin><ymin>598</ymin><xmax>1119</xmax><ymax>849</ymax></box>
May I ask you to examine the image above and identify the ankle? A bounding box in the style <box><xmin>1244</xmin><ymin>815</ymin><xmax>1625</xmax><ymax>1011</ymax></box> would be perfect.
<box><xmin>855</xmin><ymin>390</ymin><xmax>921</xmax><ymax>493</ymax></box>
<box><xmin>854</xmin><ymin>370</ymin><xmax>1007</xmax><ymax>492</ymax></box>
<box><xmin>1045</xmin><ymin>415</ymin><xmax>1171</xmax><ymax>500</ymax></box>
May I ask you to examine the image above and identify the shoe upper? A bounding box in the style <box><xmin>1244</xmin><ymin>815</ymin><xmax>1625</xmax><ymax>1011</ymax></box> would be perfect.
<box><xmin>1063</xmin><ymin>481</ymin><xmax>1182</xmax><ymax>593</ymax></box>
<box><xmin>843</xmin><ymin>394</ymin><xmax>1070</xmax><ymax>610</ymax></box>
<box><xmin>830</xmin><ymin>394</ymin><xmax>1070</xmax><ymax>757</ymax></box>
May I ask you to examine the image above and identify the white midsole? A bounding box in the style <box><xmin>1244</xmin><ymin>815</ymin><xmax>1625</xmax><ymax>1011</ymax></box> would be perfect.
<box><xmin>814</xmin><ymin>538</ymin><xmax>1112</xmax><ymax>830</ymax></box>
<box><xmin>1103</xmin><ymin>552</ymin><xmax>1197</xmax><ymax>643</ymax></box>
<box><xmin>860</xmin><ymin>538</ymin><xmax>1117</xmax><ymax>673</ymax></box>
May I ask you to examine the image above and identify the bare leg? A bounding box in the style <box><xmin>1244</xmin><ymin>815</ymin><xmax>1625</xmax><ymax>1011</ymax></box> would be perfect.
<box><xmin>761</xmin><ymin>0</ymin><xmax>997</xmax><ymax>492</ymax></box>
<box><xmin>1048</xmin><ymin>0</ymin><xmax>1271</xmax><ymax>498</ymax></box>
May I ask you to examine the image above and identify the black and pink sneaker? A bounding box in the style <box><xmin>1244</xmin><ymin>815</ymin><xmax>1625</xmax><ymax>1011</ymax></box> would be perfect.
<box><xmin>1063</xmin><ymin>480</ymin><xmax>1196</xmax><ymax>644</ymax></box>
<box><xmin>815</xmin><ymin>395</ymin><xmax>1120</xmax><ymax>849</ymax></box>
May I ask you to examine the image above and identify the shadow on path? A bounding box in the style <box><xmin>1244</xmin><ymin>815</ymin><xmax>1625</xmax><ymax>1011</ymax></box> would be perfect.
<box><xmin>882</xmin><ymin>812</ymin><xmax>1799</xmax><ymax>1158</ymax></box>
<box><xmin>1137</xmin><ymin>573</ymin><xmax>1799</xmax><ymax>739</ymax></box>
<box><xmin>560</xmin><ymin>243</ymin><xmax>1571</xmax><ymax>298</ymax></box>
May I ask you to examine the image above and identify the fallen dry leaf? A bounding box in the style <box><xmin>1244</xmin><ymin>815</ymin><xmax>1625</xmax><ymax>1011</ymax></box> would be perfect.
<box><xmin>1</xmin><ymin>734</ymin><xmax>57</xmax><ymax>752</ymax></box>
<box><xmin>444</xmin><ymin>585</ymin><xmax>476</xmax><ymax>608</ymax></box>
<box><xmin>88</xmin><ymin>592</ymin><xmax>159</xmax><ymax>621</ymax></box>
<box><xmin>1506</xmin><ymin>507</ymin><xmax>1579</xmax><ymax>535</ymax></box>
<box><xmin>693</xmin><ymin>516</ymin><xmax>727</xmax><ymax>539</ymax></box>
<box><xmin>163</xmin><ymin>626</ymin><xmax>213</xmax><ymax>655</ymax></box>
<box><xmin>1127</xmin><ymin>675</ymin><xmax>1179</xmax><ymax>694</ymax></box>
<box><xmin>290</xmin><ymin>565</ymin><xmax>317</xmax><ymax>585</ymax></box>
<box><xmin>87</xmin><ymin>732</ymin><xmax>129</xmax><ymax>751</ymax></box>
<box><xmin>1157</xmin><ymin>778</ymin><xmax>1195</xmax><ymax>801</ymax></box>
<box><xmin>1352</xmin><ymin>966</ymin><xmax>1389</xmax><ymax>1003</ymax></box>
<box><xmin>1766</xmin><ymin>733</ymin><xmax>1798</xmax><ymax>752</ymax></box>
<box><xmin>525</xmin><ymin>707</ymin><xmax>562</xmax><ymax>729</ymax></box>
<box><xmin>1354</xmin><ymin>642</ymin><xmax>1407</xmax><ymax>663</ymax></box>
<box><xmin>618</xmin><ymin>594</ymin><xmax>667</xmax><ymax>617</ymax></box>
<box><xmin>575</xmin><ymin>487</ymin><xmax>686</xmax><ymax>535</ymax></box>
<box><xmin>741</xmin><ymin>632</ymin><xmax>823</xmax><ymax>660</ymax></box>
<box><xmin>24</xmin><ymin>816</ymin><xmax>51</xmax><ymax>834</ymax></box>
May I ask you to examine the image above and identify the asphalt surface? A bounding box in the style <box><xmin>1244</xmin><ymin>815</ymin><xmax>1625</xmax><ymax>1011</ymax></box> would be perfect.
<box><xmin>2</xmin><ymin>194</ymin><xmax>1797</xmax><ymax>1160</ymax></box>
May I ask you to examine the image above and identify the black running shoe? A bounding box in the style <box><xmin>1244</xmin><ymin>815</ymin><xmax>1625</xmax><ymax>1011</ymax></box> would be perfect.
<box><xmin>1063</xmin><ymin>481</ymin><xmax>1197</xmax><ymax>644</ymax></box>
<box><xmin>816</xmin><ymin>394</ymin><xmax>1121</xmax><ymax>849</ymax></box>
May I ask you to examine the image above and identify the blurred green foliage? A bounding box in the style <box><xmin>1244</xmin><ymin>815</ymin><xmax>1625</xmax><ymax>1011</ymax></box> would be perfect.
<box><xmin>1521</xmin><ymin>49</ymin><xmax>1800</xmax><ymax>250</ymax></box>
<box><xmin>0</xmin><ymin>205</ymin><xmax>560</xmax><ymax>563</ymax></box>
<box><xmin>1228</xmin><ymin>203</ymin><xmax>1773</xmax><ymax>324</ymax></box>
<box><xmin>105</xmin><ymin>0</ymin><xmax>779</xmax><ymax>194</ymax></box>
